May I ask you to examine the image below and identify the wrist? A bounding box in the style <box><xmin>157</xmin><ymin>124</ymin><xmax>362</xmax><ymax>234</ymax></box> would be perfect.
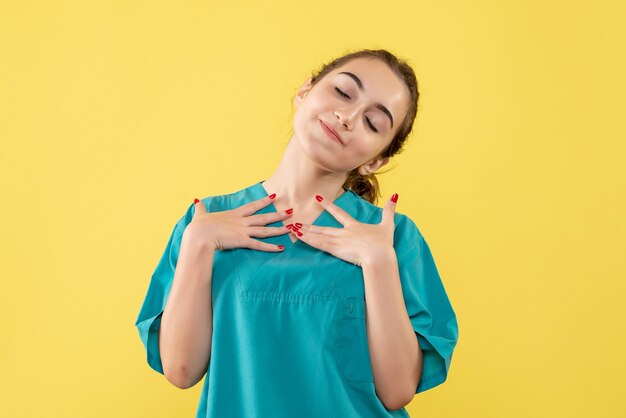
<box><xmin>182</xmin><ymin>227</ymin><xmax>216</xmax><ymax>253</ymax></box>
<box><xmin>361</xmin><ymin>245</ymin><xmax>396</xmax><ymax>268</ymax></box>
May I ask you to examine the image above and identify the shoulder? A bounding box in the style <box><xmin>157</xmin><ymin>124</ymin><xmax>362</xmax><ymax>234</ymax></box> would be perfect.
<box><xmin>347</xmin><ymin>192</ymin><xmax>425</xmax><ymax>259</ymax></box>
<box><xmin>392</xmin><ymin>211</ymin><xmax>423</xmax><ymax>241</ymax></box>
<box><xmin>392</xmin><ymin>211</ymin><xmax>426</xmax><ymax>261</ymax></box>
<box><xmin>343</xmin><ymin>191</ymin><xmax>387</xmax><ymax>224</ymax></box>
<box><xmin>349</xmin><ymin>192</ymin><xmax>423</xmax><ymax>237</ymax></box>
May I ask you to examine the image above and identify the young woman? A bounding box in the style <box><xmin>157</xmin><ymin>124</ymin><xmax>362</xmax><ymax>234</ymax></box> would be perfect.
<box><xmin>135</xmin><ymin>49</ymin><xmax>459</xmax><ymax>417</ymax></box>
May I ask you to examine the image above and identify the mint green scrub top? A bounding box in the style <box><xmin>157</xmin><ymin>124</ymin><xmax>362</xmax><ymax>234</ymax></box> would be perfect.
<box><xmin>135</xmin><ymin>180</ymin><xmax>459</xmax><ymax>418</ymax></box>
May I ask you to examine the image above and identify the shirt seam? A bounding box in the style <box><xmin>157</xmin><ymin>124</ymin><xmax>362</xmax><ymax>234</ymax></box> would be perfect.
<box><xmin>227</xmin><ymin>193</ymin><xmax>247</xmax><ymax>296</ymax></box>
<box><xmin>396</xmin><ymin>242</ymin><xmax>419</xmax><ymax>263</ymax></box>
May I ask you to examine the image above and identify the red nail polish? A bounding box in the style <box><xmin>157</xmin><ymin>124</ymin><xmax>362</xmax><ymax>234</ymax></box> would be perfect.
<box><xmin>295</xmin><ymin>222</ymin><xmax>302</xmax><ymax>228</ymax></box>
<box><xmin>295</xmin><ymin>230</ymin><xmax>303</xmax><ymax>237</ymax></box>
<box><xmin>194</xmin><ymin>198</ymin><xmax>200</xmax><ymax>204</ymax></box>
<box><xmin>278</xmin><ymin>245</ymin><xmax>284</xmax><ymax>250</ymax></box>
<box><xmin>285</xmin><ymin>208</ymin><xmax>293</xmax><ymax>214</ymax></box>
<box><xmin>269</xmin><ymin>193</ymin><xmax>276</xmax><ymax>199</ymax></box>
<box><xmin>286</xmin><ymin>224</ymin><xmax>294</xmax><ymax>229</ymax></box>
<box><xmin>391</xmin><ymin>193</ymin><xmax>398</xmax><ymax>203</ymax></box>
<box><xmin>315</xmin><ymin>195</ymin><xmax>323</xmax><ymax>202</ymax></box>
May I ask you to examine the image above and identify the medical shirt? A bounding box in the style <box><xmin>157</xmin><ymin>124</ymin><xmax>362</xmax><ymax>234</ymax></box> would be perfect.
<box><xmin>135</xmin><ymin>180</ymin><xmax>459</xmax><ymax>418</ymax></box>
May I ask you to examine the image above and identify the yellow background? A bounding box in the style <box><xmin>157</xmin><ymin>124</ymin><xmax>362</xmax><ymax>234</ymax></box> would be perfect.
<box><xmin>1</xmin><ymin>1</ymin><xmax>624</xmax><ymax>417</ymax></box>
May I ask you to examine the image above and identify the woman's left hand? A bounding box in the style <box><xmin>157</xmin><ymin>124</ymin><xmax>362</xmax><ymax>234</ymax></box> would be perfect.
<box><xmin>290</xmin><ymin>193</ymin><xmax>398</xmax><ymax>267</ymax></box>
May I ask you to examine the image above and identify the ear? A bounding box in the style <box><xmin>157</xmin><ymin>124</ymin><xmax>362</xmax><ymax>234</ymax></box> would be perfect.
<box><xmin>294</xmin><ymin>77</ymin><xmax>313</xmax><ymax>108</ymax></box>
<box><xmin>357</xmin><ymin>156</ymin><xmax>390</xmax><ymax>175</ymax></box>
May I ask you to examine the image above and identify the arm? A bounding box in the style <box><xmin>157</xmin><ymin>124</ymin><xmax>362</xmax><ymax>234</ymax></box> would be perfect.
<box><xmin>159</xmin><ymin>229</ymin><xmax>215</xmax><ymax>389</ymax></box>
<box><xmin>362</xmin><ymin>246</ymin><xmax>423</xmax><ymax>410</ymax></box>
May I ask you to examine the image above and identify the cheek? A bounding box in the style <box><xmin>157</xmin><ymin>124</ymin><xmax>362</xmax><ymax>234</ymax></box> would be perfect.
<box><xmin>353</xmin><ymin>136</ymin><xmax>381</xmax><ymax>156</ymax></box>
<box><xmin>293</xmin><ymin>100</ymin><xmax>324</xmax><ymax>129</ymax></box>
<box><xmin>292</xmin><ymin>105</ymin><xmax>310</xmax><ymax>130</ymax></box>
<box><xmin>354</xmin><ymin>145</ymin><xmax>374</xmax><ymax>161</ymax></box>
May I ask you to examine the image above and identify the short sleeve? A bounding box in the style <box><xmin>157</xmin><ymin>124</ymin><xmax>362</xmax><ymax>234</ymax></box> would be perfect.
<box><xmin>134</xmin><ymin>202</ymin><xmax>196</xmax><ymax>375</ymax></box>
<box><xmin>394</xmin><ymin>214</ymin><xmax>459</xmax><ymax>394</ymax></box>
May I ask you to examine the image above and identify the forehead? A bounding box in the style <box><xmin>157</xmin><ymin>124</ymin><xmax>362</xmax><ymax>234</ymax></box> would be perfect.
<box><xmin>327</xmin><ymin>57</ymin><xmax>409</xmax><ymax>121</ymax></box>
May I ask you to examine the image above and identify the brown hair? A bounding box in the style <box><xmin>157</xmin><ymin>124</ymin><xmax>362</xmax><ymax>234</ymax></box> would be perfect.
<box><xmin>293</xmin><ymin>48</ymin><xmax>420</xmax><ymax>205</ymax></box>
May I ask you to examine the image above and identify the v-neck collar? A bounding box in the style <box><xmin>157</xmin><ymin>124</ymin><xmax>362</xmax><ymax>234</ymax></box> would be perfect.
<box><xmin>251</xmin><ymin>179</ymin><xmax>355</xmax><ymax>249</ymax></box>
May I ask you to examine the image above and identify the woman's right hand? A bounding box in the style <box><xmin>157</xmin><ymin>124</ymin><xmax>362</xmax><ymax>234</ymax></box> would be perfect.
<box><xmin>182</xmin><ymin>196</ymin><xmax>293</xmax><ymax>252</ymax></box>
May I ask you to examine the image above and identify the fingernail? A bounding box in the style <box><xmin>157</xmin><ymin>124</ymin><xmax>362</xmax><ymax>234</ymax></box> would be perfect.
<box><xmin>294</xmin><ymin>222</ymin><xmax>302</xmax><ymax>228</ymax></box>
<box><xmin>278</xmin><ymin>245</ymin><xmax>284</xmax><ymax>250</ymax></box>
<box><xmin>269</xmin><ymin>193</ymin><xmax>276</xmax><ymax>199</ymax></box>
<box><xmin>315</xmin><ymin>195</ymin><xmax>323</xmax><ymax>202</ymax></box>
<box><xmin>295</xmin><ymin>230</ymin><xmax>303</xmax><ymax>237</ymax></box>
<box><xmin>194</xmin><ymin>198</ymin><xmax>200</xmax><ymax>204</ymax></box>
<box><xmin>286</xmin><ymin>224</ymin><xmax>294</xmax><ymax>229</ymax></box>
<box><xmin>285</xmin><ymin>208</ymin><xmax>293</xmax><ymax>214</ymax></box>
<box><xmin>391</xmin><ymin>193</ymin><xmax>398</xmax><ymax>203</ymax></box>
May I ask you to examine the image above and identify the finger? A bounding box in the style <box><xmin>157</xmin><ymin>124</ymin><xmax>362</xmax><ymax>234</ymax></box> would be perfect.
<box><xmin>245</xmin><ymin>238</ymin><xmax>285</xmax><ymax>252</ymax></box>
<box><xmin>238</xmin><ymin>193</ymin><xmax>277</xmax><ymax>217</ymax></box>
<box><xmin>293</xmin><ymin>223</ymin><xmax>342</xmax><ymax>238</ymax></box>
<box><xmin>246</xmin><ymin>208</ymin><xmax>293</xmax><ymax>227</ymax></box>
<box><xmin>247</xmin><ymin>225</ymin><xmax>292</xmax><ymax>238</ymax></box>
<box><xmin>314</xmin><ymin>194</ymin><xmax>354</xmax><ymax>225</ymax></box>
<box><xmin>381</xmin><ymin>193</ymin><xmax>398</xmax><ymax>226</ymax></box>
<box><xmin>193</xmin><ymin>198</ymin><xmax>207</xmax><ymax>216</ymax></box>
<box><xmin>291</xmin><ymin>227</ymin><xmax>335</xmax><ymax>254</ymax></box>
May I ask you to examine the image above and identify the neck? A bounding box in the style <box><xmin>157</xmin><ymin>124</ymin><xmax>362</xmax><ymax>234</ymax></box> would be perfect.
<box><xmin>261</xmin><ymin>136</ymin><xmax>348</xmax><ymax>210</ymax></box>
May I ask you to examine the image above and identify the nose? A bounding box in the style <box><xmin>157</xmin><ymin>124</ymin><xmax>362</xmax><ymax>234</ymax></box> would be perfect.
<box><xmin>334</xmin><ymin>108</ymin><xmax>355</xmax><ymax>130</ymax></box>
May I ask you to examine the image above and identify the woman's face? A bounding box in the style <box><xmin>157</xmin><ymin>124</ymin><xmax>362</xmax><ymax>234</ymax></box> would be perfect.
<box><xmin>293</xmin><ymin>57</ymin><xmax>410</xmax><ymax>174</ymax></box>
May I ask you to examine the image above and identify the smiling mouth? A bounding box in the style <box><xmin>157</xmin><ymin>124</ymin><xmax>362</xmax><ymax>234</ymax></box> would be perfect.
<box><xmin>319</xmin><ymin>120</ymin><xmax>343</xmax><ymax>145</ymax></box>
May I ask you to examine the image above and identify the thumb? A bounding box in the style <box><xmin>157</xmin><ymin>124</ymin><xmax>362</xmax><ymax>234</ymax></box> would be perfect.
<box><xmin>193</xmin><ymin>197</ymin><xmax>207</xmax><ymax>216</ymax></box>
<box><xmin>381</xmin><ymin>193</ymin><xmax>398</xmax><ymax>226</ymax></box>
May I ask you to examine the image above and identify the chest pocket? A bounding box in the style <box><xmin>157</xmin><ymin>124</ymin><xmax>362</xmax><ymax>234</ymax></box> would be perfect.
<box><xmin>234</xmin><ymin>244</ymin><xmax>351</xmax><ymax>298</ymax></box>
<box><xmin>336</xmin><ymin>297</ymin><xmax>375</xmax><ymax>383</ymax></box>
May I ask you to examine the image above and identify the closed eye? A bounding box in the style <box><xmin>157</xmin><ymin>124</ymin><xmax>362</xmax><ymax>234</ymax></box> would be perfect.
<box><xmin>366</xmin><ymin>118</ymin><xmax>379</xmax><ymax>133</ymax></box>
<box><xmin>335</xmin><ymin>87</ymin><xmax>350</xmax><ymax>99</ymax></box>
<box><xmin>335</xmin><ymin>87</ymin><xmax>379</xmax><ymax>133</ymax></box>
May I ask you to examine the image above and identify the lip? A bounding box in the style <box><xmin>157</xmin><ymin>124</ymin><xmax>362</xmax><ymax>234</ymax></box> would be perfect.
<box><xmin>319</xmin><ymin>120</ymin><xmax>344</xmax><ymax>145</ymax></box>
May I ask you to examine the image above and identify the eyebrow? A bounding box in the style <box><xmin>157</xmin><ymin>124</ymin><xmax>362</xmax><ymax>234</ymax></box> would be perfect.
<box><xmin>338</xmin><ymin>71</ymin><xmax>394</xmax><ymax>129</ymax></box>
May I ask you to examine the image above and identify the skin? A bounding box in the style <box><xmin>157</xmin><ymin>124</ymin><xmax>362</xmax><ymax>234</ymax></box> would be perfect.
<box><xmin>261</xmin><ymin>57</ymin><xmax>422</xmax><ymax>409</ymax></box>
<box><xmin>160</xmin><ymin>57</ymin><xmax>423</xmax><ymax>408</ymax></box>
<box><xmin>261</xmin><ymin>56</ymin><xmax>411</xmax><ymax>246</ymax></box>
